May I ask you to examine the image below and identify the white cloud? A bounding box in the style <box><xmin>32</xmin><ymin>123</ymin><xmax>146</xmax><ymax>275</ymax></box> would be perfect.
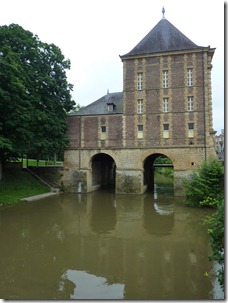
<box><xmin>0</xmin><ymin>0</ymin><xmax>224</xmax><ymax>133</ymax></box>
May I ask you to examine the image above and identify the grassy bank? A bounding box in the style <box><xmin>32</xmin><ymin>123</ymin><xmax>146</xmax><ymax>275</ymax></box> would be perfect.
<box><xmin>21</xmin><ymin>159</ymin><xmax>63</xmax><ymax>167</ymax></box>
<box><xmin>0</xmin><ymin>168</ymin><xmax>50</xmax><ymax>205</ymax></box>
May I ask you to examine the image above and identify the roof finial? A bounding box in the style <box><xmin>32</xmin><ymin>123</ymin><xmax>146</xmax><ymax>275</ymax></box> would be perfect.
<box><xmin>162</xmin><ymin>6</ymin><xmax>165</xmax><ymax>19</ymax></box>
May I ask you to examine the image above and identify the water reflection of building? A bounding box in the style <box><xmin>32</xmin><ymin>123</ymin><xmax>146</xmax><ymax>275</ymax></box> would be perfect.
<box><xmin>58</xmin><ymin>192</ymin><xmax>212</xmax><ymax>299</ymax></box>
<box><xmin>0</xmin><ymin>193</ymin><xmax>218</xmax><ymax>300</ymax></box>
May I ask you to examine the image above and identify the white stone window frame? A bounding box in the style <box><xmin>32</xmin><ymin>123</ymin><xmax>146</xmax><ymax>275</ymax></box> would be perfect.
<box><xmin>187</xmin><ymin>68</ymin><xmax>193</xmax><ymax>87</ymax></box>
<box><xmin>137</xmin><ymin>99</ymin><xmax>143</xmax><ymax>114</ymax></box>
<box><xmin>162</xmin><ymin>70</ymin><xmax>168</xmax><ymax>88</ymax></box>
<box><xmin>137</xmin><ymin>73</ymin><xmax>143</xmax><ymax>90</ymax></box>
<box><xmin>187</xmin><ymin>96</ymin><xmax>194</xmax><ymax>111</ymax></box>
<box><xmin>163</xmin><ymin>98</ymin><xmax>169</xmax><ymax>112</ymax></box>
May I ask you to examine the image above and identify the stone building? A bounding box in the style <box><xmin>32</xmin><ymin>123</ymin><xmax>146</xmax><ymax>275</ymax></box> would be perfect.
<box><xmin>63</xmin><ymin>10</ymin><xmax>217</xmax><ymax>195</ymax></box>
<box><xmin>215</xmin><ymin>131</ymin><xmax>224</xmax><ymax>163</ymax></box>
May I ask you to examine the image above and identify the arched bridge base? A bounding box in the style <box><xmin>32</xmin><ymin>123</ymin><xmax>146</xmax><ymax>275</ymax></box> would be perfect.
<box><xmin>63</xmin><ymin>147</ymin><xmax>216</xmax><ymax>196</ymax></box>
<box><xmin>63</xmin><ymin>167</ymin><xmax>190</xmax><ymax>196</ymax></box>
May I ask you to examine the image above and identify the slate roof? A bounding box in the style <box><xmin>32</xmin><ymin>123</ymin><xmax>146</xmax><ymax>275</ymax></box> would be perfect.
<box><xmin>70</xmin><ymin>92</ymin><xmax>123</xmax><ymax>116</ymax></box>
<box><xmin>121</xmin><ymin>18</ymin><xmax>202</xmax><ymax>58</ymax></box>
<box><xmin>70</xmin><ymin>17</ymin><xmax>208</xmax><ymax>117</ymax></box>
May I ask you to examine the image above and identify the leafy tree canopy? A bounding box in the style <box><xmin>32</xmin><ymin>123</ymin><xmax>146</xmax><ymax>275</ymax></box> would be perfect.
<box><xmin>0</xmin><ymin>23</ymin><xmax>76</xmax><ymax>164</ymax></box>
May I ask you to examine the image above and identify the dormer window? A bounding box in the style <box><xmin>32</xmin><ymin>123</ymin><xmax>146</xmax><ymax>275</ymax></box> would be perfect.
<box><xmin>107</xmin><ymin>102</ymin><xmax>115</xmax><ymax>112</ymax></box>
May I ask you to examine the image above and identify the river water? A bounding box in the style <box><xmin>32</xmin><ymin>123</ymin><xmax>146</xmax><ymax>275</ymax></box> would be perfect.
<box><xmin>0</xmin><ymin>175</ymin><xmax>224</xmax><ymax>299</ymax></box>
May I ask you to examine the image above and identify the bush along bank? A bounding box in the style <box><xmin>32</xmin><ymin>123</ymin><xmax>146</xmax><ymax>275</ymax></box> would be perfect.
<box><xmin>182</xmin><ymin>158</ymin><xmax>224</xmax><ymax>291</ymax></box>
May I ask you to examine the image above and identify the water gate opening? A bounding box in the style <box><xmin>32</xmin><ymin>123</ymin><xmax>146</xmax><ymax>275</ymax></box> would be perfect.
<box><xmin>91</xmin><ymin>153</ymin><xmax>116</xmax><ymax>190</ymax></box>
<box><xmin>144</xmin><ymin>153</ymin><xmax>174</xmax><ymax>192</ymax></box>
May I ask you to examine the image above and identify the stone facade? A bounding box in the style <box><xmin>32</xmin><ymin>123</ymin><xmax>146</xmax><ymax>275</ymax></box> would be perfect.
<box><xmin>63</xmin><ymin>16</ymin><xmax>217</xmax><ymax>195</ymax></box>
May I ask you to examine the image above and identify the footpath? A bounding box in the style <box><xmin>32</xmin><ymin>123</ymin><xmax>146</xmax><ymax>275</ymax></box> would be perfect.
<box><xmin>22</xmin><ymin>192</ymin><xmax>59</xmax><ymax>202</ymax></box>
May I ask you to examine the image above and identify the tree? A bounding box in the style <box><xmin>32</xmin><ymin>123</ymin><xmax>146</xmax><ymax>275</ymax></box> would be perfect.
<box><xmin>0</xmin><ymin>24</ymin><xmax>76</xmax><ymax>177</ymax></box>
<box><xmin>182</xmin><ymin>158</ymin><xmax>224</xmax><ymax>207</ymax></box>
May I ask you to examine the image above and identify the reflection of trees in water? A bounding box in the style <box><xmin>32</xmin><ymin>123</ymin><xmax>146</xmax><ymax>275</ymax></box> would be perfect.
<box><xmin>143</xmin><ymin>197</ymin><xmax>174</xmax><ymax>235</ymax></box>
<box><xmin>143</xmin><ymin>178</ymin><xmax>175</xmax><ymax>235</ymax></box>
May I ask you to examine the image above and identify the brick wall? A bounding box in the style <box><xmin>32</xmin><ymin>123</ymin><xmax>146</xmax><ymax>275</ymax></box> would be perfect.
<box><xmin>66</xmin><ymin>49</ymin><xmax>215</xmax><ymax>156</ymax></box>
<box><xmin>67</xmin><ymin>115</ymin><xmax>81</xmax><ymax>148</ymax></box>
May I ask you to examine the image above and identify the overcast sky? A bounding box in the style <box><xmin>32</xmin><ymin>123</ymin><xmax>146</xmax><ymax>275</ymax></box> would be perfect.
<box><xmin>0</xmin><ymin>0</ymin><xmax>225</xmax><ymax>134</ymax></box>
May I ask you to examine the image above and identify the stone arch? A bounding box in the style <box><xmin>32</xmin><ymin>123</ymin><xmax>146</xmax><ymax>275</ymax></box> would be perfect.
<box><xmin>90</xmin><ymin>153</ymin><xmax>116</xmax><ymax>189</ymax></box>
<box><xmin>143</xmin><ymin>153</ymin><xmax>174</xmax><ymax>191</ymax></box>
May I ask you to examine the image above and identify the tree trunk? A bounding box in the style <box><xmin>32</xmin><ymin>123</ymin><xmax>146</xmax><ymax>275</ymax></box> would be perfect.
<box><xmin>0</xmin><ymin>161</ymin><xmax>2</xmax><ymax>181</ymax></box>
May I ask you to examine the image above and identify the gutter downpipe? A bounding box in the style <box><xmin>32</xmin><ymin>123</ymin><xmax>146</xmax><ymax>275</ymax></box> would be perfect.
<box><xmin>79</xmin><ymin>115</ymin><xmax>81</xmax><ymax>168</ymax></box>
<box><xmin>202</xmin><ymin>49</ymin><xmax>207</xmax><ymax>161</ymax></box>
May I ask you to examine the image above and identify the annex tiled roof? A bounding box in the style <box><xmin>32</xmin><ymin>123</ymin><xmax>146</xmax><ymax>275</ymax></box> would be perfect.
<box><xmin>70</xmin><ymin>92</ymin><xmax>123</xmax><ymax>116</ymax></box>
<box><xmin>121</xmin><ymin>18</ymin><xmax>202</xmax><ymax>58</ymax></box>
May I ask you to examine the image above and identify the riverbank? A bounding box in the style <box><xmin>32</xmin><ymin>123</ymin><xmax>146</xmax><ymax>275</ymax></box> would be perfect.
<box><xmin>0</xmin><ymin>168</ymin><xmax>50</xmax><ymax>205</ymax></box>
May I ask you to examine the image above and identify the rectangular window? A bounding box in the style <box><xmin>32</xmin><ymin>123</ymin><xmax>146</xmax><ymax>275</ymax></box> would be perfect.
<box><xmin>107</xmin><ymin>104</ymin><xmax>114</xmax><ymax>112</ymax></box>
<box><xmin>101</xmin><ymin>126</ymin><xmax>106</xmax><ymax>140</ymax></box>
<box><xmin>162</xmin><ymin>70</ymin><xmax>168</xmax><ymax>88</ymax></box>
<box><xmin>137</xmin><ymin>73</ymin><xmax>143</xmax><ymax>90</ymax></box>
<box><xmin>187</xmin><ymin>68</ymin><xmax>193</xmax><ymax>86</ymax></box>
<box><xmin>163</xmin><ymin>98</ymin><xmax>169</xmax><ymax>112</ymax></box>
<box><xmin>137</xmin><ymin>99</ymin><xmax>143</xmax><ymax>114</ymax></box>
<box><xmin>188</xmin><ymin>123</ymin><xmax>194</xmax><ymax>130</ymax></box>
<box><xmin>138</xmin><ymin>125</ymin><xmax>143</xmax><ymax>132</ymax></box>
<box><xmin>163</xmin><ymin>123</ymin><xmax>169</xmax><ymax>138</ymax></box>
<box><xmin>188</xmin><ymin>123</ymin><xmax>194</xmax><ymax>138</ymax></box>
<box><xmin>137</xmin><ymin>124</ymin><xmax>143</xmax><ymax>139</ymax></box>
<box><xmin>101</xmin><ymin>126</ymin><xmax>106</xmax><ymax>132</ymax></box>
<box><xmin>188</xmin><ymin>96</ymin><xmax>194</xmax><ymax>111</ymax></box>
<box><xmin>163</xmin><ymin>124</ymin><xmax>169</xmax><ymax>131</ymax></box>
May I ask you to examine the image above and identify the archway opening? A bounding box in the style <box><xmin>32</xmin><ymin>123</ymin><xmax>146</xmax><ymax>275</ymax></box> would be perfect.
<box><xmin>91</xmin><ymin>153</ymin><xmax>116</xmax><ymax>190</ymax></box>
<box><xmin>143</xmin><ymin>153</ymin><xmax>173</xmax><ymax>192</ymax></box>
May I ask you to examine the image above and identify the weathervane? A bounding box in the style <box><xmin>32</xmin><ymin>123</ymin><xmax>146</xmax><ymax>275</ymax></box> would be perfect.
<box><xmin>162</xmin><ymin>6</ymin><xmax>165</xmax><ymax>19</ymax></box>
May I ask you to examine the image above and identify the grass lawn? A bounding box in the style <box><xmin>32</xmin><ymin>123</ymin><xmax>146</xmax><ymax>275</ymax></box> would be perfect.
<box><xmin>0</xmin><ymin>168</ymin><xmax>50</xmax><ymax>205</ymax></box>
<box><xmin>21</xmin><ymin>159</ymin><xmax>63</xmax><ymax>167</ymax></box>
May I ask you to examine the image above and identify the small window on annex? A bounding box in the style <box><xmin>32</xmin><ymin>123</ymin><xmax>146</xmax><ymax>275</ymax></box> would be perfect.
<box><xmin>101</xmin><ymin>126</ymin><xmax>106</xmax><ymax>140</ymax></box>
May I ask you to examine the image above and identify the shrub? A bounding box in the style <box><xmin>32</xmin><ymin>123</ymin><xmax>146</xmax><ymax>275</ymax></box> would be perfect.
<box><xmin>202</xmin><ymin>196</ymin><xmax>224</xmax><ymax>291</ymax></box>
<box><xmin>183</xmin><ymin>158</ymin><xmax>224</xmax><ymax>207</ymax></box>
